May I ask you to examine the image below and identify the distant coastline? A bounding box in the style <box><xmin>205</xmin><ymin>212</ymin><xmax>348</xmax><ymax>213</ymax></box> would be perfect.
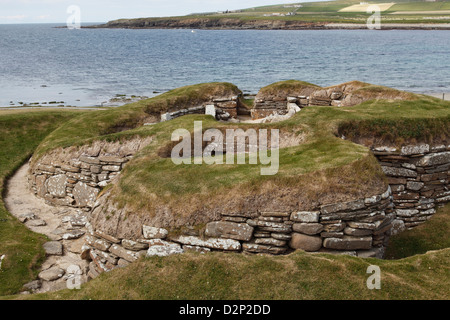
<box><xmin>85</xmin><ymin>18</ymin><xmax>450</xmax><ymax>30</ymax></box>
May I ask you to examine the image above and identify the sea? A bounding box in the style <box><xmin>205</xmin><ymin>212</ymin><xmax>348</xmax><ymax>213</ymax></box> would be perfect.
<box><xmin>0</xmin><ymin>23</ymin><xmax>449</xmax><ymax>107</ymax></box>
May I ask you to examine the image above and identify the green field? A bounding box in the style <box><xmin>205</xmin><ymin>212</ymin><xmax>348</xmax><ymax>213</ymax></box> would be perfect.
<box><xmin>241</xmin><ymin>0</ymin><xmax>450</xmax><ymax>13</ymax></box>
<box><xmin>189</xmin><ymin>0</ymin><xmax>450</xmax><ymax>25</ymax></box>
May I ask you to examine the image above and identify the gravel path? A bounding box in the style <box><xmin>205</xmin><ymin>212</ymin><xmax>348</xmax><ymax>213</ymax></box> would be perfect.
<box><xmin>4</xmin><ymin>163</ymin><xmax>90</xmax><ymax>293</ymax></box>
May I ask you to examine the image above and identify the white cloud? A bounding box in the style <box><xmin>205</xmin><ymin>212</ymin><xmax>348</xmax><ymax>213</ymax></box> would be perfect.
<box><xmin>0</xmin><ymin>15</ymin><xmax>27</xmax><ymax>20</ymax></box>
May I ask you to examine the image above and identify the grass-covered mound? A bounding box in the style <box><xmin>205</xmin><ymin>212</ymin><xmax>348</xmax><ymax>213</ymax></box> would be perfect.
<box><xmin>0</xmin><ymin>109</ymin><xmax>86</xmax><ymax>296</ymax></box>
<box><xmin>33</xmin><ymin>82</ymin><xmax>241</xmax><ymax>160</ymax></box>
<box><xmin>32</xmin><ymin>82</ymin><xmax>450</xmax><ymax>230</ymax></box>
<box><xmin>255</xmin><ymin>80</ymin><xmax>421</xmax><ymax>108</ymax></box>
<box><xmin>256</xmin><ymin>80</ymin><xmax>320</xmax><ymax>98</ymax></box>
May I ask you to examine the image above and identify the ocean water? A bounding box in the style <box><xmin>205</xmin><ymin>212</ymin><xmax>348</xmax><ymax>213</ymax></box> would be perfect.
<box><xmin>0</xmin><ymin>23</ymin><xmax>449</xmax><ymax>107</ymax></box>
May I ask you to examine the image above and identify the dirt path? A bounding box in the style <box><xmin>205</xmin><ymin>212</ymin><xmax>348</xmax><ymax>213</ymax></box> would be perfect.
<box><xmin>4</xmin><ymin>163</ymin><xmax>90</xmax><ymax>293</ymax></box>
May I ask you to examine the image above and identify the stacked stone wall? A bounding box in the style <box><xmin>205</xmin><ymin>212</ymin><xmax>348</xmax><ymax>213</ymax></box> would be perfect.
<box><xmin>83</xmin><ymin>186</ymin><xmax>394</xmax><ymax>279</ymax></box>
<box><xmin>29</xmin><ymin>137</ymin><xmax>152</xmax><ymax>209</ymax></box>
<box><xmin>372</xmin><ymin>144</ymin><xmax>450</xmax><ymax>230</ymax></box>
<box><xmin>161</xmin><ymin>96</ymin><xmax>240</xmax><ymax>122</ymax></box>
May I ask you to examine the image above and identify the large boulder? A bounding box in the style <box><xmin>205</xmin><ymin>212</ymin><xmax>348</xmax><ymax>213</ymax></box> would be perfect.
<box><xmin>289</xmin><ymin>233</ymin><xmax>322</xmax><ymax>252</ymax></box>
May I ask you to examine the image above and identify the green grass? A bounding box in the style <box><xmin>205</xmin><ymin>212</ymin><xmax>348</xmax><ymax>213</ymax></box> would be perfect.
<box><xmin>339</xmin><ymin>115</ymin><xmax>450</xmax><ymax>145</ymax></box>
<box><xmin>243</xmin><ymin>0</ymin><xmax>450</xmax><ymax>13</ymax></box>
<box><xmin>386</xmin><ymin>204</ymin><xmax>450</xmax><ymax>260</ymax></box>
<box><xmin>258</xmin><ymin>80</ymin><xmax>320</xmax><ymax>96</ymax></box>
<box><xmin>0</xmin><ymin>109</ymin><xmax>86</xmax><ymax>296</ymax></box>
<box><xmin>13</xmin><ymin>246</ymin><xmax>450</xmax><ymax>300</ymax></box>
<box><xmin>388</xmin><ymin>1</ymin><xmax>449</xmax><ymax>12</ymax></box>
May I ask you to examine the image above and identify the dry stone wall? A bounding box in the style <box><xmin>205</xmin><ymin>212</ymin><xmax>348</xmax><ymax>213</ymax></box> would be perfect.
<box><xmin>82</xmin><ymin>186</ymin><xmax>394</xmax><ymax>279</ymax></box>
<box><xmin>372</xmin><ymin>144</ymin><xmax>450</xmax><ymax>230</ymax></box>
<box><xmin>28</xmin><ymin>137</ymin><xmax>153</xmax><ymax>210</ymax></box>
<box><xmin>252</xmin><ymin>96</ymin><xmax>309</xmax><ymax>120</ymax></box>
<box><xmin>160</xmin><ymin>95</ymin><xmax>241</xmax><ymax>122</ymax></box>
<box><xmin>251</xmin><ymin>81</ymin><xmax>409</xmax><ymax>120</ymax></box>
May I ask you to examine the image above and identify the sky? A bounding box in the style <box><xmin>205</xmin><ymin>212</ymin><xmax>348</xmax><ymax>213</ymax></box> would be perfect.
<box><xmin>0</xmin><ymin>0</ymin><xmax>317</xmax><ymax>24</ymax></box>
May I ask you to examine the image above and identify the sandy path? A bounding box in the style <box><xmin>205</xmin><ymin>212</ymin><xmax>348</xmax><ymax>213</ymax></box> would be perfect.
<box><xmin>4</xmin><ymin>163</ymin><xmax>90</xmax><ymax>293</ymax></box>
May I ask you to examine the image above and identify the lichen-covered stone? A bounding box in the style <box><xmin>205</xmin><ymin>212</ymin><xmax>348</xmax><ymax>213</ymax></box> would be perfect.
<box><xmin>406</xmin><ymin>181</ymin><xmax>424</xmax><ymax>191</ymax></box>
<box><xmin>346</xmin><ymin>221</ymin><xmax>376</xmax><ymax>230</ymax></box>
<box><xmin>417</xmin><ymin>152</ymin><xmax>450</xmax><ymax>167</ymax></box>
<box><xmin>205</xmin><ymin>221</ymin><xmax>254</xmax><ymax>241</ymax></box>
<box><xmin>146</xmin><ymin>240</ymin><xmax>184</xmax><ymax>257</ymax></box>
<box><xmin>142</xmin><ymin>225</ymin><xmax>168</xmax><ymax>240</ymax></box>
<box><xmin>39</xmin><ymin>266</ymin><xmax>65</xmax><ymax>281</ymax></box>
<box><xmin>94</xmin><ymin>230</ymin><xmax>121</xmax><ymax>244</ymax></box>
<box><xmin>321</xmin><ymin>200</ymin><xmax>365</xmax><ymax>214</ymax></box>
<box><xmin>47</xmin><ymin>174</ymin><xmax>67</xmax><ymax>198</ymax></box>
<box><xmin>73</xmin><ymin>182</ymin><xmax>99</xmax><ymax>207</ymax></box>
<box><xmin>109</xmin><ymin>244</ymin><xmax>144</xmax><ymax>262</ymax></box>
<box><xmin>401</xmin><ymin>144</ymin><xmax>429</xmax><ymax>156</ymax></box>
<box><xmin>396</xmin><ymin>209</ymin><xmax>419</xmax><ymax>217</ymax></box>
<box><xmin>381</xmin><ymin>166</ymin><xmax>417</xmax><ymax>178</ymax></box>
<box><xmin>171</xmin><ymin>235</ymin><xmax>241</xmax><ymax>251</ymax></box>
<box><xmin>122</xmin><ymin>239</ymin><xmax>149</xmax><ymax>251</ymax></box>
<box><xmin>290</xmin><ymin>211</ymin><xmax>320</xmax><ymax>223</ymax></box>
<box><xmin>343</xmin><ymin>227</ymin><xmax>373</xmax><ymax>237</ymax></box>
<box><xmin>246</xmin><ymin>220</ymin><xmax>292</xmax><ymax>233</ymax></box>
